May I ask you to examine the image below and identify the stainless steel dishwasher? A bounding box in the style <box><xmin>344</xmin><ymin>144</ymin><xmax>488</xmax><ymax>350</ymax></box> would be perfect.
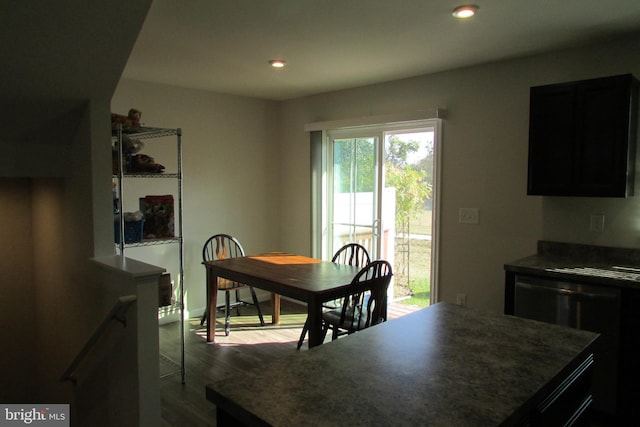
<box><xmin>514</xmin><ymin>274</ymin><xmax>621</xmax><ymax>416</ymax></box>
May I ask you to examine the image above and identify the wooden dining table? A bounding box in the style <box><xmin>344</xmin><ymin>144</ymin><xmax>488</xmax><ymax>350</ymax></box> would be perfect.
<box><xmin>204</xmin><ymin>252</ymin><xmax>362</xmax><ymax>347</ymax></box>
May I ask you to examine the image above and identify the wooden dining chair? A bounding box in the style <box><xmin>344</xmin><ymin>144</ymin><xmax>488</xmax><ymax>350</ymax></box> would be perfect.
<box><xmin>201</xmin><ymin>234</ymin><xmax>265</xmax><ymax>336</ymax></box>
<box><xmin>321</xmin><ymin>259</ymin><xmax>393</xmax><ymax>341</ymax></box>
<box><xmin>296</xmin><ymin>243</ymin><xmax>371</xmax><ymax>349</ymax></box>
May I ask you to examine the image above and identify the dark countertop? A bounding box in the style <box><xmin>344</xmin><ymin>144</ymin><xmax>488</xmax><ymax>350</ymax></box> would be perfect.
<box><xmin>504</xmin><ymin>241</ymin><xmax>640</xmax><ymax>289</ymax></box>
<box><xmin>206</xmin><ymin>302</ymin><xmax>598</xmax><ymax>427</ymax></box>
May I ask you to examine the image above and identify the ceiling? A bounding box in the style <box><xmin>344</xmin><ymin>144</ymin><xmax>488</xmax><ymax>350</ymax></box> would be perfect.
<box><xmin>3</xmin><ymin>0</ymin><xmax>640</xmax><ymax>144</ymax></box>
<box><xmin>122</xmin><ymin>0</ymin><xmax>640</xmax><ymax>101</ymax></box>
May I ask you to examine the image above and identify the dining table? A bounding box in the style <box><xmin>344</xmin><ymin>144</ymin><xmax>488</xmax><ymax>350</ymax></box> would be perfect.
<box><xmin>204</xmin><ymin>252</ymin><xmax>363</xmax><ymax>347</ymax></box>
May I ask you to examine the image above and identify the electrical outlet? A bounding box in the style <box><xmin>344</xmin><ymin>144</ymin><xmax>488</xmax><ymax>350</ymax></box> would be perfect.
<box><xmin>590</xmin><ymin>214</ymin><xmax>605</xmax><ymax>232</ymax></box>
<box><xmin>456</xmin><ymin>293</ymin><xmax>467</xmax><ymax>307</ymax></box>
<box><xmin>459</xmin><ymin>208</ymin><xmax>479</xmax><ymax>224</ymax></box>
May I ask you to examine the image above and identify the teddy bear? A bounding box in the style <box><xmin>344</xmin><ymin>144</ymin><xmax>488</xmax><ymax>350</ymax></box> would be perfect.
<box><xmin>111</xmin><ymin>108</ymin><xmax>142</xmax><ymax>128</ymax></box>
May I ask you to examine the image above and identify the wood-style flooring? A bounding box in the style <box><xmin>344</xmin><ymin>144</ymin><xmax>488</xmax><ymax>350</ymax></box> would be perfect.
<box><xmin>159</xmin><ymin>299</ymin><xmax>420</xmax><ymax>427</ymax></box>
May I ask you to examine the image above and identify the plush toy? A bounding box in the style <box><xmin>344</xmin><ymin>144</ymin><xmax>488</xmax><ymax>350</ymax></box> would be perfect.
<box><xmin>111</xmin><ymin>108</ymin><xmax>142</xmax><ymax>128</ymax></box>
<box><xmin>129</xmin><ymin>154</ymin><xmax>165</xmax><ymax>173</ymax></box>
<box><xmin>112</xmin><ymin>135</ymin><xmax>145</xmax><ymax>173</ymax></box>
<box><xmin>121</xmin><ymin>135</ymin><xmax>144</xmax><ymax>154</ymax></box>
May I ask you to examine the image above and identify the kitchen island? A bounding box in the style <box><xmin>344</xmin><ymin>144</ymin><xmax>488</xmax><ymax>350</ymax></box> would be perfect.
<box><xmin>206</xmin><ymin>302</ymin><xmax>598</xmax><ymax>426</ymax></box>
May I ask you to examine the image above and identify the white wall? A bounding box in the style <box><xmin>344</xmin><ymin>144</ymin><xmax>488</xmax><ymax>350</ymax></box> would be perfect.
<box><xmin>277</xmin><ymin>33</ymin><xmax>640</xmax><ymax>314</ymax></box>
<box><xmin>111</xmin><ymin>80</ymin><xmax>280</xmax><ymax>316</ymax></box>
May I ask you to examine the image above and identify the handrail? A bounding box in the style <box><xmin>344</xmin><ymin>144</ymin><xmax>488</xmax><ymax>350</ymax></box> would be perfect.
<box><xmin>60</xmin><ymin>295</ymin><xmax>137</xmax><ymax>384</ymax></box>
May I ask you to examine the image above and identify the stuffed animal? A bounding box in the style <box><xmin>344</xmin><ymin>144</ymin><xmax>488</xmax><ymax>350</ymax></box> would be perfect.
<box><xmin>112</xmin><ymin>135</ymin><xmax>145</xmax><ymax>173</ymax></box>
<box><xmin>129</xmin><ymin>154</ymin><xmax>165</xmax><ymax>173</ymax></box>
<box><xmin>111</xmin><ymin>108</ymin><xmax>142</xmax><ymax>128</ymax></box>
<box><xmin>121</xmin><ymin>135</ymin><xmax>144</xmax><ymax>154</ymax></box>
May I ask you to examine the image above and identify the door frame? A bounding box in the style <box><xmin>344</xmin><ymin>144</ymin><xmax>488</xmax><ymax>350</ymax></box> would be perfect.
<box><xmin>310</xmin><ymin>118</ymin><xmax>442</xmax><ymax>304</ymax></box>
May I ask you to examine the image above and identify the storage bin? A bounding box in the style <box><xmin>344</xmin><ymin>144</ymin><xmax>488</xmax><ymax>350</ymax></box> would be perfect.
<box><xmin>158</xmin><ymin>273</ymin><xmax>173</xmax><ymax>307</ymax></box>
<box><xmin>114</xmin><ymin>219</ymin><xmax>144</xmax><ymax>244</ymax></box>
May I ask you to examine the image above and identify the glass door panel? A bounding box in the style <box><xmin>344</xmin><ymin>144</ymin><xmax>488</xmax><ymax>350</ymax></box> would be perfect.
<box><xmin>330</xmin><ymin>137</ymin><xmax>379</xmax><ymax>258</ymax></box>
<box><xmin>383</xmin><ymin>130</ymin><xmax>434</xmax><ymax>306</ymax></box>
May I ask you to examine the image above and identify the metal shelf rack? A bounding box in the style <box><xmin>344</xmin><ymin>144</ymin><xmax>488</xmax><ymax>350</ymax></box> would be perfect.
<box><xmin>113</xmin><ymin>124</ymin><xmax>185</xmax><ymax>383</ymax></box>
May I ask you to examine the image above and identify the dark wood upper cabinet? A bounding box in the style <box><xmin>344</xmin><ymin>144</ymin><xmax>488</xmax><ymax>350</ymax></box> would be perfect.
<box><xmin>527</xmin><ymin>74</ymin><xmax>639</xmax><ymax>197</ymax></box>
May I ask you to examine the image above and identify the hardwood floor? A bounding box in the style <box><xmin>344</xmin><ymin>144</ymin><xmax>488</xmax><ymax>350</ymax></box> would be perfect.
<box><xmin>159</xmin><ymin>299</ymin><xmax>421</xmax><ymax>426</ymax></box>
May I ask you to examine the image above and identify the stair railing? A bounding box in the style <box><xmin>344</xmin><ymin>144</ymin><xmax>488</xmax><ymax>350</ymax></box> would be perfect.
<box><xmin>59</xmin><ymin>295</ymin><xmax>137</xmax><ymax>384</ymax></box>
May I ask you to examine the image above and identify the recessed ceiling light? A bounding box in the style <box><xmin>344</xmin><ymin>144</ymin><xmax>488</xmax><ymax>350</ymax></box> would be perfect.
<box><xmin>269</xmin><ymin>60</ymin><xmax>286</xmax><ymax>68</ymax></box>
<box><xmin>452</xmin><ymin>5</ymin><xmax>479</xmax><ymax>19</ymax></box>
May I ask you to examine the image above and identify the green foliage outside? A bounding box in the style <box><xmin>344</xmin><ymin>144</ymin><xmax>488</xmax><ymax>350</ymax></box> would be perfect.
<box><xmin>399</xmin><ymin>277</ymin><xmax>431</xmax><ymax>308</ymax></box>
<box><xmin>385</xmin><ymin>136</ymin><xmax>433</xmax><ymax>231</ymax></box>
<box><xmin>333</xmin><ymin>136</ymin><xmax>433</xmax><ymax>229</ymax></box>
<box><xmin>333</xmin><ymin>138</ymin><xmax>375</xmax><ymax>193</ymax></box>
<box><xmin>386</xmin><ymin>165</ymin><xmax>431</xmax><ymax>233</ymax></box>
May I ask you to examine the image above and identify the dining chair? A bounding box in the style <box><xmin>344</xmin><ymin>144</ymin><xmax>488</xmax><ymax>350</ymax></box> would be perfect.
<box><xmin>296</xmin><ymin>243</ymin><xmax>371</xmax><ymax>349</ymax></box>
<box><xmin>320</xmin><ymin>259</ymin><xmax>393</xmax><ymax>342</ymax></box>
<box><xmin>201</xmin><ymin>233</ymin><xmax>265</xmax><ymax>336</ymax></box>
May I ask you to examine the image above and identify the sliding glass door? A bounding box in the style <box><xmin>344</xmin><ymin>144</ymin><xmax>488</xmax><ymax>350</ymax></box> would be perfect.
<box><xmin>321</xmin><ymin>120</ymin><xmax>440</xmax><ymax>306</ymax></box>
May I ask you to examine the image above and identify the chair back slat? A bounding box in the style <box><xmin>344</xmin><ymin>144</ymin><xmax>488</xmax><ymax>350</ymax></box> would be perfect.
<box><xmin>337</xmin><ymin>260</ymin><xmax>393</xmax><ymax>332</ymax></box>
<box><xmin>202</xmin><ymin>233</ymin><xmax>245</xmax><ymax>262</ymax></box>
<box><xmin>202</xmin><ymin>234</ymin><xmax>246</xmax><ymax>289</ymax></box>
<box><xmin>331</xmin><ymin>243</ymin><xmax>370</xmax><ymax>267</ymax></box>
<box><xmin>296</xmin><ymin>243</ymin><xmax>372</xmax><ymax>349</ymax></box>
<box><xmin>200</xmin><ymin>233</ymin><xmax>265</xmax><ymax>332</ymax></box>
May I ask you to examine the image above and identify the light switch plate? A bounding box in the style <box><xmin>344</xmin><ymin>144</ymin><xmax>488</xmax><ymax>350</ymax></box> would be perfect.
<box><xmin>459</xmin><ymin>208</ymin><xmax>479</xmax><ymax>224</ymax></box>
<box><xmin>590</xmin><ymin>214</ymin><xmax>605</xmax><ymax>232</ymax></box>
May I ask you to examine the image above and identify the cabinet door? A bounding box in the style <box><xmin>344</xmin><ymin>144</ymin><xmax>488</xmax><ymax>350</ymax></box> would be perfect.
<box><xmin>619</xmin><ymin>288</ymin><xmax>640</xmax><ymax>420</ymax></box>
<box><xmin>576</xmin><ymin>76</ymin><xmax>635</xmax><ymax>196</ymax></box>
<box><xmin>527</xmin><ymin>83</ymin><xmax>577</xmax><ymax>195</ymax></box>
<box><xmin>527</xmin><ymin>74</ymin><xmax>638</xmax><ymax>197</ymax></box>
